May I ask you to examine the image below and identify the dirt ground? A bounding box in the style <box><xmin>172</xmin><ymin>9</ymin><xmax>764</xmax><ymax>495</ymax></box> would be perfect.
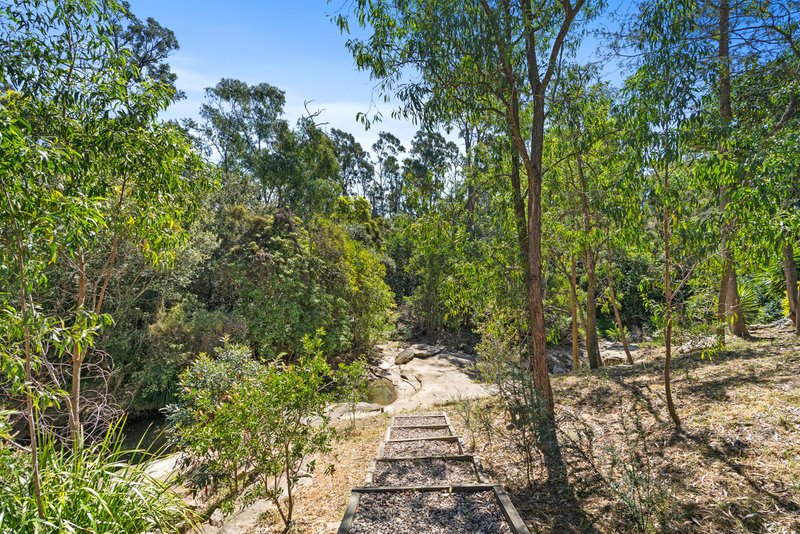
<box><xmin>254</xmin><ymin>323</ymin><xmax>799</xmax><ymax>533</ymax></box>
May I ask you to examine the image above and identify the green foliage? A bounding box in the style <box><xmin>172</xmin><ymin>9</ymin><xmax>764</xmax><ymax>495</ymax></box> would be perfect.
<box><xmin>168</xmin><ymin>337</ymin><xmax>340</xmax><ymax>530</ymax></box>
<box><xmin>0</xmin><ymin>0</ymin><xmax>212</xmax><ymax>446</ymax></box>
<box><xmin>0</xmin><ymin>418</ymin><xmax>194</xmax><ymax>533</ymax></box>
<box><xmin>335</xmin><ymin>356</ymin><xmax>370</xmax><ymax>426</ymax></box>
<box><xmin>404</xmin><ymin>214</ymin><xmax>457</xmax><ymax>333</ymax></box>
<box><xmin>205</xmin><ymin>203</ymin><xmax>394</xmax><ymax>358</ymax></box>
<box><xmin>198</xmin><ymin>79</ymin><xmax>340</xmax><ymax>218</ymax></box>
<box><xmin>606</xmin><ymin>414</ymin><xmax>677</xmax><ymax>533</ymax></box>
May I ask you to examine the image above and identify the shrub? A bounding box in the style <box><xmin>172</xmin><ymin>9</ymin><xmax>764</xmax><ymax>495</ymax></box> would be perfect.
<box><xmin>605</xmin><ymin>413</ymin><xmax>677</xmax><ymax>533</ymax></box>
<box><xmin>335</xmin><ymin>356</ymin><xmax>370</xmax><ymax>427</ymax></box>
<box><xmin>166</xmin><ymin>342</ymin><xmax>260</xmax><ymax>493</ymax></box>
<box><xmin>168</xmin><ymin>334</ymin><xmax>339</xmax><ymax>531</ymax></box>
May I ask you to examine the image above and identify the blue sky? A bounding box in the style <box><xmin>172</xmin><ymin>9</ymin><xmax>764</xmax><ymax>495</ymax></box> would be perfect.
<box><xmin>129</xmin><ymin>0</ymin><xmax>421</xmax><ymax>151</ymax></box>
<box><xmin>129</xmin><ymin>1</ymin><xmax>628</xmax><ymax>152</ymax></box>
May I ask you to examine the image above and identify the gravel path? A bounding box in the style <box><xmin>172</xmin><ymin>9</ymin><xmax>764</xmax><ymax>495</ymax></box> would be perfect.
<box><xmin>372</xmin><ymin>458</ymin><xmax>478</xmax><ymax>486</ymax></box>
<box><xmin>389</xmin><ymin>426</ymin><xmax>451</xmax><ymax>439</ymax></box>
<box><xmin>348</xmin><ymin>490</ymin><xmax>513</xmax><ymax>533</ymax></box>
<box><xmin>382</xmin><ymin>438</ymin><xmax>461</xmax><ymax>458</ymax></box>
<box><xmin>393</xmin><ymin>416</ymin><xmax>447</xmax><ymax>427</ymax></box>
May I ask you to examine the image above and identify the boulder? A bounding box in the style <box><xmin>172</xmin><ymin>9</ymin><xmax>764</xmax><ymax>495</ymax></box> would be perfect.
<box><xmin>547</xmin><ymin>347</ymin><xmax>573</xmax><ymax>373</ymax></box>
<box><xmin>414</xmin><ymin>344</ymin><xmax>444</xmax><ymax>358</ymax></box>
<box><xmin>395</xmin><ymin>347</ymin><xmax>417</xmax><ymax>365</ymax></box>
<box><xmin>394</xmin><ymin>344</ymin><xmax>443</xmax><ymax>365</ymax></box>
<box><xmin>328</xmin><ymin>401</ymin><xmax>385</xmax><ymax>421</ymax></box>
<box><xmin>209</xmin><ymin>508</ymin><xmax>224</xmax><ymax>528</ymax></box>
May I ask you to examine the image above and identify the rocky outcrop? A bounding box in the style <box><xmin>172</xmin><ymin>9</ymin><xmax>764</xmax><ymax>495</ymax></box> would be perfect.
<box><xmin>394</xmin><ymin>344</ymin><xmax>444</xmax><ymax>365</ymax></box>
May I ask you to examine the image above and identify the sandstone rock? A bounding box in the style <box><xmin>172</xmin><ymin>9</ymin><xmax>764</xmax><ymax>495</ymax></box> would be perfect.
<box><xmin>209</xmin><ymin>508</ymin><xmax>224</xmax><ymax>528</ymax></box>
<box><xmin>395</xmin><ymin>347</ymin><xmax>416</xmax><ymax>365</ymax></box>
<box><xmin>327</xmin><ymin>401</ymin><xmax>384</xmax><ymax>421</ymax></box>
<box><xmin>414</xmin><ymin>344</ymin><xmax>444</xmax><ymax>358</ymax></box>
<box><xmin>395</xmin><ymin>344</ymin><xmax>443</xmax><ymax>364</ymax></box>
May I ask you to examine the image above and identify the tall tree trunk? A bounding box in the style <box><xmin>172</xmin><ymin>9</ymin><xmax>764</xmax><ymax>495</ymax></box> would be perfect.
<box><xmin>663</xmin><ymin>165</ymin><xmax>681</xmax><ymax>429</ymax></box>
<box><xmin>576</xmin><ymin>154</ymin><xmax>601</xmax><ymax>368</ymax></box>
<box><xmin>782</xmin><ymin>244</ymin><xmax>798</xmax><ymax>330</ymax></box>
<box><xmin>607</xmin><ymin>264</ymin><xmax>634</xmax><ymax>364</ymax></box>
<box><xmin>717</xmin><ymin>193</ymin><xmax>730</xmax><ymax>344</ymax></box>
<box><xmin>483</xmin><ymin>0</ymin><xmax>583</xmax><ymax>420</ymax></box>
<box><xmin>718</xmin><ymin>0</ymin><xmax>748</xmax><ymax>340</ymax></box>
<box><xmin>584</xmin><ymin>250</ymin><xmax>602</xmax><ymax>368</ymax></box>
<box><xmin>784</xmin><ymin>245</ymin><xmax>798</xmax><ymax>322</ymax></box>
<box><xmin>570</xmin><ymin>257</ymin><xmax>580</xmax><ymax>370</ymax></box>
<box><xmin>526</xmin><ymin>96</ymin><xmax>554</xmax><ymax>414</ymax></box>
<box><xmin>510</xmin><ymin>149</ymin><xmax>528</xmax><ymax>273</ymax></box>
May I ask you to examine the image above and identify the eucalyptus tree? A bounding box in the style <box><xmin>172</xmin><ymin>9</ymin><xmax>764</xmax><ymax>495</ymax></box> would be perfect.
<box><xmin>619</xmin><ymin>0</ymin><xmax>706</xmax><ymax>428</ymax></box>
<box><xmin>547</xmin><ymin>68</ymin><xmax>619</xmax><ymax>369</ymax></box>
<box><xmin>372</xmin><ymin>132</ymin><xmax>406</xmax><ymax>215</ymax></box>
<box><xmin>335</xmin><ymin>0</ymin><xmax>603</xmax><ymax>415</ymax></box>
<box><xmin>1</xmin><ymin>0</ymin><xmax>208</xmax><ymax>519</ymax></box>
<box><xmin>402</xmin><ymin>130</ymin><xmax>459</xmax><ymax>215</ymax></box>
<box><xmin>728</xmin><ymin>54</ymin><xmax>800</xmax><ymax>333</ymax></box>
<box><xmin>330</xmin><ymin>128</ymin><xmax>374</xmax><ymax>199</ymax></box>
<box><xmin>199</xmin><ymin>80</ymin><xmax>340</xmax><ymax>217</ymax></box>
<box><xmin>110</xmin><ymin>1</ymin><xmax>183</xmax><ymax>98</ymax></box>
<box><xmin>684</xmin><ymin>0</ymin><xmax>800</xmax><ymax>340</ymax></box>
<box><xmin>199</xmin><ymin>79</ymin><xmax>287</xmax><ymax>191</ymax></box>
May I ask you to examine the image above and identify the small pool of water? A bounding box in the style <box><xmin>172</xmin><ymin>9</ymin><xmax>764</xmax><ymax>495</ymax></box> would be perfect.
<box><xmin>366</xmin><ymin>379</ymin><xmax>398</xmax><ymax>406</ymax></box>
<box><xmin>120</xmin><ymin>417</ymin><xmax>173</xmax><ymax>463</ymax></box>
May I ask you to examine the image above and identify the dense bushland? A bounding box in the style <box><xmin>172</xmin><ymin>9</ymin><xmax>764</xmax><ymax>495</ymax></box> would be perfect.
<box><xmin>2</xmin><ymin>0</ymin><xmax>799</xmax><ymax>530</ymax></box>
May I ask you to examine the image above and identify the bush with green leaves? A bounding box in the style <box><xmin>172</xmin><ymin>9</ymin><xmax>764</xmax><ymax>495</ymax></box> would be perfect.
<box><xmin>168</xmin><ymin>334</ymin><xmax>339</xmax><ymax>531</ymax></box>
<box><xmin>605</xmin><ymin>413</ymin><xmax>677</xmax><ymax>533</ymax></box>
<box><xmin>335</xmin><ymin>356</ymin><xmax>369</xmax><ymax>426</ymax></box>
<box><xmin>165</xmin><ymin>341</ymin><xmax>261</xmax><ymax>493</ymax></box>
<box><xmin>0</xmin><ymin>418</ymin><xmax>193</xmax><ymax>533</ymax></box>
<box><xmin>215</xmin><ymin>205</ymin><xmax>394</xmax><ymax>359</ymax></box>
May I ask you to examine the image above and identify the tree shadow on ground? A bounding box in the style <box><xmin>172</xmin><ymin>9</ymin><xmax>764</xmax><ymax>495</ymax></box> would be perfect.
<box><xmin>677</xmin><ymin>429</ymin><xmax>800</xmax><ymax>515</ymax></box>
<box><xmin>506</xmin><ymin>430</ymin><xmax>599</xmax><ymax>533</ymax></box>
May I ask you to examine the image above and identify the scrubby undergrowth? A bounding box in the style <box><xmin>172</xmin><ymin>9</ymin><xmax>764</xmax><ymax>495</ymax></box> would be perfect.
<box><xmin>451</xmin><ymin>323</ymin><xmax>800</xmax><ymax>533</ymax></box>
<box><xmin>249</xmin><ymin>325</ymin><xmax>798</xmax><ymax>533</ymax></box>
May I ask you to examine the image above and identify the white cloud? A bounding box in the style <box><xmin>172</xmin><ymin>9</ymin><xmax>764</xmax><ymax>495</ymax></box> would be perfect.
<box><xmin>173</xmin><ymin>67</ymin><xmax>217</xmax><ymax>95</ymax></box>
<box><xmin>284</xmin><ymin>97</ymin><xmax>421</xmax><ymax>153</ymax></box>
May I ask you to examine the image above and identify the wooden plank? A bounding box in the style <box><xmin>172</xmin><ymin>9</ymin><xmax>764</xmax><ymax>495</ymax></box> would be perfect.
<box><xmin>370</xmin><ymin>454</ymin><xmax>476</xmax><ymax>462</ymax></box>
<box><xmin>351</xmin><ymin>483</ymin><xmax>496</xmax><ymax>493</ymax></box>
<box><xmin>389</xmin><ymin>425</ymin><xmax>453</xmax><ymax>430</ymax></box>
<box><xmin>336</xmin><ymin>491</ymin><xmax>361</xmax><ymax>534</ymax></box>
<box><xmin>392</xmin><ymin>412</ymin><xmax>447</xmax><ymax>418</ymax></box>
<box><xmin>494</xmin><ymin>485</ymin><xmax>532</xmax><ymax>534</ymax></box>
<box><xmin>384</xmin><ymin>435</ymin><xmax>461</xmax><ymax>443</ymax></box>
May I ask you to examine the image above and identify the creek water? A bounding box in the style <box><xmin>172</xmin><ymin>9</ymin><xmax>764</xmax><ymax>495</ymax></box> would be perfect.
<box><xmin>120</xmin><ymin>417</ymin><xmax>173</xmax><ymax>463</ymax></box>
<box><xmin>366</xmin><ymin>379</ymin><xmax>398</xmax><ymax>406</ymax></box>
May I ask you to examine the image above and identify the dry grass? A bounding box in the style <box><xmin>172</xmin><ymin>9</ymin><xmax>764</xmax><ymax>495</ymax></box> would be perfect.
<box><xmin>255</xmin><ymin>414</ymin><xmax>391</xmax><ymax>533</ymax></box>
<box><xmin>254</xmin><ymin>325</ymin><xmax>799</xmax><ymax>533</ymax></box>
<box><xmin>447</xmin><ymin>324</ymin><xmax>800</xmax><ymax>533</ymax></box>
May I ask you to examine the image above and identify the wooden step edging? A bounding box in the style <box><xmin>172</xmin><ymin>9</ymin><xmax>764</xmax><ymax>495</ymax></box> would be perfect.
<box><xmin>389</xmin><ymin>414</ymin><xmax>452</xmax><ymax>427</ymax></box>
<box><xmin>376</xmin><ymin>434</ymin><xmax>466</xmax><ymax>458</ymax></box>
<box><xmin>363</xmin><ymin>454</ymin><xmax>485</xmax><ymax>486</ymax></box>
<box><xmin>337</xmin><ymin>411</ymin><xmax>531</xmax><ymax>534</ymax></box>
<box><xmin>385</xmin><ymin>423</ymin><xmax>453</xmax><ymax>440</ymax></box>
<box><xmin>336</xmin><ymin>484</ymin><xmax>531</xmax><ymax>534</ymax></box>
